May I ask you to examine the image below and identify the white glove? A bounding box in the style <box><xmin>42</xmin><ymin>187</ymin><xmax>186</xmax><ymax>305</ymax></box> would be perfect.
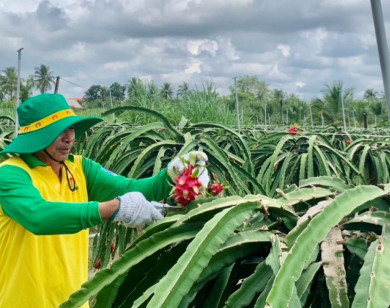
<box><xmin>112</xmin><ymin>192</ymin><xmax>164</xmax><ymax>228</ymax></box>
<box><xmin>167</xmin><ymin>151</ymin><xmax>210</xmax><ymax>188</ymax></box>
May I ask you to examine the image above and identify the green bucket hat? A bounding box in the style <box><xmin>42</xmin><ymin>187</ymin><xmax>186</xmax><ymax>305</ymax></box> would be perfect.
<box><xmin>1</xmin><ymin>93</ymin><xmax>103</xmax><ymax>154</ymax></box>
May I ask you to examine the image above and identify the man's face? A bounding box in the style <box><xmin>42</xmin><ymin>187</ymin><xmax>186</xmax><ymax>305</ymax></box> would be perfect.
<box><xmin>45</xmin><ymin>126</ymin><xmax>75</xmax><ymax>162</ymax></box>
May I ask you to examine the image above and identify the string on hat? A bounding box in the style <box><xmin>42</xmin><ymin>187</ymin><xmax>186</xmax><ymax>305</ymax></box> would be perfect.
<box><xmin>44</xmin><ymin>150</ymin><xmax>76</xmax><ymax>192</ymax></box>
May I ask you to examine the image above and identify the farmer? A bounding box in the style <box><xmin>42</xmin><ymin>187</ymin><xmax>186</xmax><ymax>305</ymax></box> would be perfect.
<box><xmin>0</xmin><ymin>93</ymin><xmax>209</xmax><ymax>307</ymax></box>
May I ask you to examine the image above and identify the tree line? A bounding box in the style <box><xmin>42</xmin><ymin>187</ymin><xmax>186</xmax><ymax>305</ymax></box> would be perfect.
<box><xmin>0</xmin><ymin>65</ymin><xmax>388</xmax><ymax>128</ymax></box>
<box><xmin>0</xmin><ymin>64</ymin><xmax>55</xmax><ymax>102</ymax></box>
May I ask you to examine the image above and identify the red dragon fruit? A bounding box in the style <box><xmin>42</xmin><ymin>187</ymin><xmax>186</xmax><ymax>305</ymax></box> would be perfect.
<box><xmin>171</xmin><ymin>165</ymin><xmax>203</xmax><ymax>206</ymax></box>
<box><xmin>208</xmin><ymin>173</ymin><xmax>227</xmax><ymax>196</ymax></box>
<box><xmin>288</xmin><ymin>124</ymin><xmax>298</xmax><ymax>135</ymax></box>
<box><xmin>209</xmin><ymin>182</ymin><xmax>224</xmax><ymax>195</ymax></box>
<box><xmin>93</xmin><ymin>258</ymin><xmax>101</xmax><ymax>270</ymax></box>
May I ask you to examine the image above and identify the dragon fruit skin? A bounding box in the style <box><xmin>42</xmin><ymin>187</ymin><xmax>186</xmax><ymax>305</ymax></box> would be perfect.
<box><xmin>172</xmin><ymin>165</ymin><xmax>203</xmax><ymax>206</ymax></box>
<box><xmin>209</xmin><ymin>182</ymin><xmax>224</xmax><ymax>195</ymax></box>
<box><xmin>288</xmin><ymin>125</ymin><xmax>298</xmax><ymax>135</ymax></box>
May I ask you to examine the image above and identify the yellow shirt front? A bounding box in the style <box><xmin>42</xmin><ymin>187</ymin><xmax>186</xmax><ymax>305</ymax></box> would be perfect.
<box><xmin>0</xmin><ymin>156</ymin><xmax>90</xmax><ymax>308</ymax></box>
<box><xmin>0</xmin><ymin>153</ymin><xmax>171</xmax><ymax>307</ymax></box>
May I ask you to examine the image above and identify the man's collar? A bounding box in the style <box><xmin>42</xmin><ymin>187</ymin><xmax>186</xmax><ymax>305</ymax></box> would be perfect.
<box><xmin>21</xmin><ymin>153</ymin><xmax>75</xmax><ymax>168</ymax></box>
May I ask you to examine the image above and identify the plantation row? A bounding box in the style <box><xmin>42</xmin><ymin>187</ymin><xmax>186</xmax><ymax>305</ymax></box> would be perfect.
<box><xmin>2</xmin><ymin>106</ymin><xmax>390</xmax><ymax>307</ymax></box>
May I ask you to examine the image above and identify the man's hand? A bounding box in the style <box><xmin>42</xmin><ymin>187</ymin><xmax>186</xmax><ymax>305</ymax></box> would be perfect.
<box><xmin>112</xmin><ymin>192</ymin><xmax>164</xmax><ymax>228</ymax></box>
<box><xmin>167</xmin><ymin>151</ymin><xmax>210</xmax><ymax>188</ymax></box>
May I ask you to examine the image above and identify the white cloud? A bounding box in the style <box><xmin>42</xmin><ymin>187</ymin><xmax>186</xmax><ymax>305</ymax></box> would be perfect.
<box><xmin>301</xmin><ymin>28</ymin><xmax>328</xmax><ymax>56</ymax></box>
<box><xmin>268</xmin><ymin>63</ymin><xmax>289</xmax><ymax>81</ymax></box>
<box><xmin>187</xmin><ymin>39</ymin><xmax>218</xmax><ymax>57</ymax></box>
<box><xmin>322</xmin><ymin>0</ymin><xmax>361</xmax><ymax>8</ymax></box>
<box><xmin>232</xmin><ymin>62</ymin><xmax>268</xmax><ymax>76</ymax></box>
<box><xmin>103</xmin><ymin>61</ymin><xmax>130</xmax><ymax>71</ymax></box>
<box><xmin>185</xmin><ymin>59</ymin><xmax>202</xmax><ymax>74</ymax></box>
<box><xmin>53</xmin><ymin>42</ymin><xmax>92</xmax><ymax>62</ymax></box>
<box><xmin>277</xmin><ymin>44</ymin><xmax>291</xmax><ymax>57</ymax></box>
<box><xmin>216</xmin><ymin>36</ymin><xmax>240</xmax><ymax>60</ymax></box>
<box><xmin>0</xmin><ymin>0</ymin><xmax>38</xmax><ymax>12</ymax></box>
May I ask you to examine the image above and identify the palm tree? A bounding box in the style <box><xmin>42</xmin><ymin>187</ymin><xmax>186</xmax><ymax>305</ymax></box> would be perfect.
<box><xmin>160</xmin><ymin>82</ymin><xmax>174</xmax><ymax>100</ymax></box>
<box><xmin>363</xmin><ymin>89</ymin><xmax>378</xmax><ymax>102</ymax></box>
<box><xmin>127</xmin><ymin>77</ymin><xmax>146</xmax><ymax>103</ymax></box>
<box><xmin>312</xmin><ymin>82</ymin><xmax>354</xmax><ymax>126</ymax></box>
<box><xmin>146</xmin><ymin>81</ymin><xmax>159</xmax><ymax>101</ymax></box>
<box><xmin>20</xmin><ymin>75</ymin><xmax>35</xmax><ymax>102</ymax></box>
<box><xmin>0</xmin><ymin>67</ymin><xmax>18</xmax><ymax>100</ymax></box>
<box><xmin>177</xmin><ymin>82</ymin><xmax>190</xmax><ymax>98</ymax></box>
<box><xmin>34</xmin><ymin>64</ymin><xmax>55</xmax><ymax>94</ymax></box>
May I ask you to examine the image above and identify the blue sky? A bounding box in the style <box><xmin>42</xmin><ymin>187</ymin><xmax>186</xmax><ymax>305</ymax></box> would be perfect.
<box><xmin>1</xmin><ymin>0</ymin><xmax>390</xmax><ymax>100</ymax></box>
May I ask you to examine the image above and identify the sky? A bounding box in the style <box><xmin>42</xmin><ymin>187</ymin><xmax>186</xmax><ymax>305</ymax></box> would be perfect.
<box><xmin>1</xmin><ymin>0</ymin><xmax>390</xmax><ymax>100</ymax></box>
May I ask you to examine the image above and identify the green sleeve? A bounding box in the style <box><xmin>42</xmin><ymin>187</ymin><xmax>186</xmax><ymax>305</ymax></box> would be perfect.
<box><xmin>82</xmin><ymin>157</ymin><xmax>172</xmax><ymax>202</ymax></box>
<box><xmin>0</xmin><ymin>165</ymin><xmax>102</xmax><ymax>235</ymax></box>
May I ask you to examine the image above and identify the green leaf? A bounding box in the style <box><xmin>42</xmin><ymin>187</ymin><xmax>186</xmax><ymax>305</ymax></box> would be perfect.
<box><xmin>265</xmin><ymin>135</ymin><xmax>294</xmax><ymax>194</ymax></box>
<box><xmin>152</xmin><ymin>146</ymin><xmax>167</xmax><ymax>175</ymax></box>
<box><xmin>202</xmin><ymin>264</ymin><xmax>234</xmax><ymax>308</ymax></box>
<box><xmin>352</xmin><ymin>225</ymin><xmax>390</xmax><ymax>308</ymax></box>
<box><xmin>147</xmin><ymin>200</ymin><xmax>259</xmax><ymax>307</ymax></box>
<box><xmin>307</xmin><ymin>135</ymin><xmax>316</xmax><ymax>178</ymax></box>
<box><xmin>188</xmin><ymin>122</ymin><xmax>252</xmax><ymax>172</ymax></box>
<box><xmin>60</xmin><ymin>222</ymin><xmax>203</xmax><ymax>307</ymax></box>
<box><xmin>266</xmin><ymin>235</ymin><xmax>283</xmax><ymax>275</ymax></box>
<box><xmin>265</xmin><ymin>185</ymin><xmax>386</xmax><ymax>308</ymax></box>
<box><xmin>345</xmin><ymin>237</ymin><xmax>368</xmax><ymax>260</ymax></box>
<box><xmin>358</xmin><ymin>144</ymin><xmax>370</xmax><ymax>183</ymax></box>
<box><xmin>102</xmin><ymin>106</ymin><xmax>185</xmax><ymax>142</ymax></box>
<box><xmin>285</xmin><ymin>199</ymin><xmax>332</xmax><ymax>248</ymax></box>
<box><xmin>128</xmin><ymin>140</ymin><xmax>178</xmax><ymax>178</ymax></box>
<box><xmin>198</xmin><ymin>230</ymin><xmax>273</xmax><ymax>283</ymax></box>
<box><xmin>225</xmin><ymin>261</ymin><xmax>273</xmax><ymax>308</ymax></box>
<box><xmin>299</xmin><ymin>176</ymin><xmax>353</xmax><ymax>193</ymax></box>
<box><xmin>199</xmin><ymin>135</ymin><xmax>250</xmax><ymax>194</ymax></box>
<box><xmin>299</xmin><ymin>153</ymin><xmax>308</xmax><ymax>181</ymax></box>
<box><xmin>296</xmin><ymin>262</ymin><xmax>321</xmax><ymax>299</ymax></box>
<box><xmin>277</xmin><ymin>187</ymin><xmax>334</xmax><ymax>208</ymax></box>
<box><xmin>179</xmin><ymin>231</ymin><xmax>272</xmax><ymax>306</ymax></box>
<box><xmin>342</xmin><ymin>211</ymin><xmax>390</xmax><ymax>233</ymax></box>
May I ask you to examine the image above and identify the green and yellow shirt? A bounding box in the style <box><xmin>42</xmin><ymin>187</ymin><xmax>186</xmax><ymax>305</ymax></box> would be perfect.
<box><xmin>0</xmin><ymin>154</ymin><xmax>171</xmax><ymax>308</ymax></box>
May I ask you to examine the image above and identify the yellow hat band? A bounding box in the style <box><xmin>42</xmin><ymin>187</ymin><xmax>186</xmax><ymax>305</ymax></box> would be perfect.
<box><xmin>18</xmin><ymin>109</ymin><xmax>76</xmax><ymax>134</ymax></box>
